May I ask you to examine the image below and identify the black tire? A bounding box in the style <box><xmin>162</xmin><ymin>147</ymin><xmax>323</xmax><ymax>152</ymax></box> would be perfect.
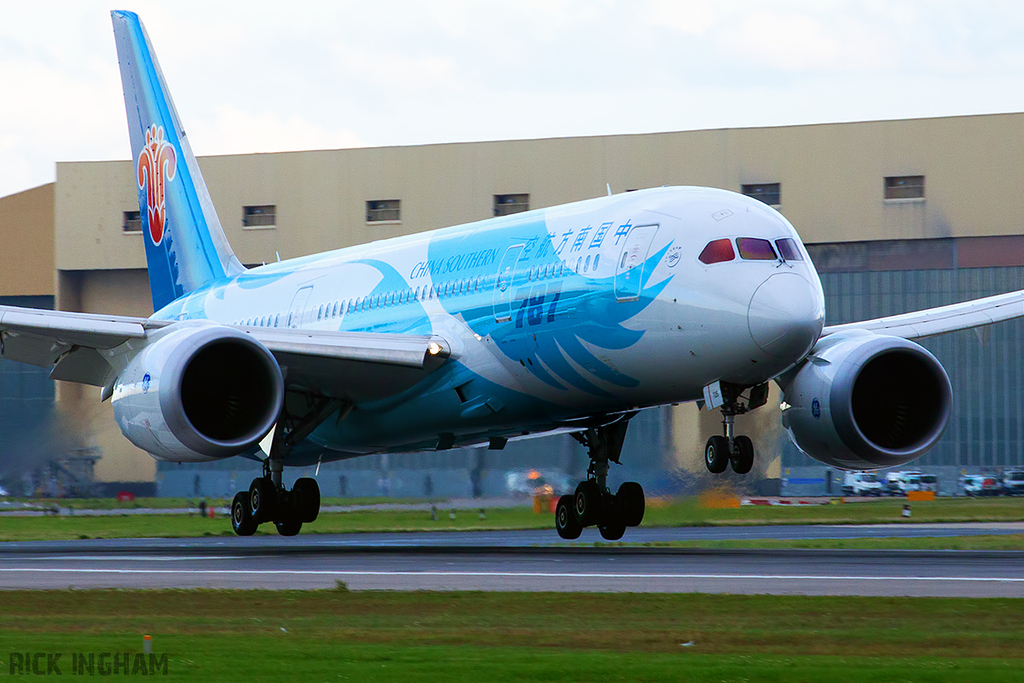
<box><xmin>574</xmin><ymin>480</ymin><xmax>602</xmax><ymax>527</ymax></box>
<box><xmin>617</xmin><ymin>482</ymin><xmax>645</xmax><ymax>527</ymax></box>
<box><xmin>274</xmin><ymin>517</ymin><xmax>302</xmax><ymax>536</ymax></box>
<box><xmin>231</xmin><ymin>492</ymin><xmax>257</xmax><ymax>536</ymax></box>
<box><xmin>599</xmin><ymin>523</ymin><xmax>626</xmax><ymax>541</ymax></box>
<box><xmin>555</xmin><ymin>495</ymin><xmax>582</xmax><ymax>539</ymax></box>
<box><xmin>249</xmin><ymin>477</ymin><xmax>277</xmax><ymax>524</ymax></box>
<box><xmin>705</xmin><ymin>436</ymin><xmax>729</xmax><ymax>474</ymax></box>
<box><xmin>293</xmin><ymin>477</ymin><xmax>321</xmax><ymax>523</ymax></box>
<box><xmin>731</xmin><ymin>435</ymin><xmax>754</xmax><ymax>475</ymax></box>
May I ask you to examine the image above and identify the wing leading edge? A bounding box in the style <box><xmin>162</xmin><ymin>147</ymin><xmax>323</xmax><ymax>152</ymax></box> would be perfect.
<box><xmin>0</xmin><ymin>304</ymin><xmax>449</xmax><ymax>401</ymax></box>
<box><xmin>822</xmin><ymin>288</ymin><xmax>1024</xmax><ymax>340</ymax></box>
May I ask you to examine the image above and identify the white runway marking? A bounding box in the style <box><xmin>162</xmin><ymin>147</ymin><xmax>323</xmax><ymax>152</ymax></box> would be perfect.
<box><xmin>2</xmin><ymin>568</ymin><xmax>1023</xmax><ymax>583</ymax></box>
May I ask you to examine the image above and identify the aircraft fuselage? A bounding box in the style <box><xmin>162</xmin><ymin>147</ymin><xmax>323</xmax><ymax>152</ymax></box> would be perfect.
<box><xmin>154</xmin><ymin>186</ymin><xmax>825</xmax><ymax>463</ymax></box>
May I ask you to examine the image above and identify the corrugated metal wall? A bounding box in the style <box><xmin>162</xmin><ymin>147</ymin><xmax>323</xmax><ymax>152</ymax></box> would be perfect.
<box><xmin>783</xmin><ymin>250</ymin><xmax>1024</xmax><ymax>470</ymax></box>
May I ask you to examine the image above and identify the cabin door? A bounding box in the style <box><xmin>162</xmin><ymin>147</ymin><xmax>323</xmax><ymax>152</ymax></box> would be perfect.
<box><xmin>493</xmin><ymin>244</ymin><xmax>525</xmax><ymax>322</ymax></box>
<box><xmin>614</xmin><ymin>224</ymin><xmax>658</xmax><ymax>302</ymax></box>
<box><xmin>287</xmin><ymin>285</ymin><xmax>313</xmax><ymax>328</ymax></box>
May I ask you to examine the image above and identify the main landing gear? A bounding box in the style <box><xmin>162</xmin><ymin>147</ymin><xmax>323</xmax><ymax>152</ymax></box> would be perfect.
<box><xmin>231</xmin><ymin>392</ymin><xmax>345</xmax><ymax>536</ymax></box>
<box><xmin>555</xmin><ymin>419</ymin><xmax>645</xmax><ymax>541</ymax></box>
<box><xmin>703</xmin><ymin>382</ymin><xmax>768</xmax><ymax>476</ymax></box>
<box><xmin>230</xmin><ymin>461</ymin><xmax>321</xmax><ymax>537</ymax></box>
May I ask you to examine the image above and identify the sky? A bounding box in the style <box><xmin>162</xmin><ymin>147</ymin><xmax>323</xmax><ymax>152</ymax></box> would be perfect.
<box><xmin>2</xmin><ymin>0</ymin><xmax>1024</xmax><ymax>198</ymax></box>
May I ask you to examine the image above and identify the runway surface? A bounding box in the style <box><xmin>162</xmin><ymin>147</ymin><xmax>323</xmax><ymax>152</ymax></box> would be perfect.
<box><xmin>1</xmin><ymin>525</ymin><xmax>1022</xmax><ymax>597</ymax></box>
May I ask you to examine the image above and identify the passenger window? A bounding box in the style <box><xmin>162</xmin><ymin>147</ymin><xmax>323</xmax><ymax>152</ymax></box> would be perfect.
<box><xmin>415</xmin><ymin>286</ymin><xmax>420</xmax><ymax>300</ymax></box>
<box><xmin>698</xmin><ymin>239</ymin><xmax>735</xmax><ymax>265</ymax></box>
<box><xmin>737</xmin><ymin>237</ymin><xmax>777</xmax><ymax>260</ymax></box>
<box><xmin>577</xmin><ymin>257</ymin><xmax>583</xmax><ymax>272</ymax></box>
<box><xmin>593</xmin><ymin>254</ymin><xmax>600</xmax><ymax>270</ymax></box>
<box><xmin>584</xmin><ymin>255</ymin><xmax>591</xmax><ymax>272</ymax></box>
<box><xmin>776</xmin><ymin>238</ymin><xmax>804</xmax><ymax>261</ymax></box>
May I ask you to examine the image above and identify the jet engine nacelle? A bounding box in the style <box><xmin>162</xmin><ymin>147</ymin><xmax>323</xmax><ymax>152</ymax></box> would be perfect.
<box><xmin>779</xmin><ymin>330</ymin><xmax>951</xmax><ymax>470</ymax></box>
<box><xmin>111</xmin><ymin>322</ymin><xmax>284</xmax><ymax>462</ymax></box>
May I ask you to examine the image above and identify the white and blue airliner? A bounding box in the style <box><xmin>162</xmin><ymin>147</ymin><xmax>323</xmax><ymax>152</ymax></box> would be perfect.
<box><xmin>2</xmin><ymin>11</ymin><xmax>1024</xmax><ymax>538</ymax></box>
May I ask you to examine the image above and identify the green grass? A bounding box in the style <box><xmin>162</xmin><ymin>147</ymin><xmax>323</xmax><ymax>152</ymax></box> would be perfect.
<box><xmin>1</xmin><ymin>496</ymin><xmax>1022</xmax><ymax>543</ymax></box>
<box><xmin>620</xmin><ymin>534</ymin><xmax>1024</xmax><ymax>551</ymax></box>
<box><xmin>1</xmin><ymin>590</ymin><xmax>1023</xmax><ymax>681</ymax></box>
<box><xmin>3</xmin><ymin>496</ymin><xmax>441</xmax><ymax>510</ymax></box>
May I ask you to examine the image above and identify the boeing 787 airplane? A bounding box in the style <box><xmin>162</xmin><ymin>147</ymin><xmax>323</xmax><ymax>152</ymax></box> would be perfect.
<box><xmin>2</xmin><ymin>11</ymin><xmax>1023</xmax><ymax>538</ymax></box>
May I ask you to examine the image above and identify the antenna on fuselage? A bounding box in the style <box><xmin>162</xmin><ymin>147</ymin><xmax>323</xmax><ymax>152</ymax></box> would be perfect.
<box><xmin>606</xmin><ymin>183</ymin><xmax>612</xmax><ymax>197</ymax></box>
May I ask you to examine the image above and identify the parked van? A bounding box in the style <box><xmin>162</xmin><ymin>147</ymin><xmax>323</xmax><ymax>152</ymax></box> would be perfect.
<box><xmin>842</xmin><ymin>471</ymin><xmax>883</xmax><ymax>496</ymax></box>
<box><xmin>1002</xmin><ymin>470</ymin><xmax>1024</xmax><ymax>496</ymax></box>
<box><xmin>960</xmin><ymin>474</ymin><xmax>1001</xmax><ymax>497</ymax></box>
<box><xmin>887</xmin><ymin>471</ymin><xmax>938</xmax><ymax>495</ymax></box>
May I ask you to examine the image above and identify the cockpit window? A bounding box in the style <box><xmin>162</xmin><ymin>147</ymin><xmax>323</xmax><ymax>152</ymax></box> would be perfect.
<box><xmin>698</xmin><ymin>238</ymin><xmax>735</xmax><ymax>264</ymax></box>
<box><xmin>737</xmin><ymin>237</ymin><xmax>777</xmax><ymax>260</ymax></box>
<box><xmin>775</xmin><ymin>238</ymin><xmax>804</xmax><ymax>261</ymax></box>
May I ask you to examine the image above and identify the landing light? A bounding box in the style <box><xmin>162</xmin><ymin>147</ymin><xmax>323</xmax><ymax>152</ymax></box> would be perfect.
<box><xmin>780</xmin><ymin>401</ymin><xmax>791</xmax><ymax>411</ymax></box>
<box><xmin>427</xmin><ymin>342</ymin><xmax>443</xmax><ymax>356</ymax></box>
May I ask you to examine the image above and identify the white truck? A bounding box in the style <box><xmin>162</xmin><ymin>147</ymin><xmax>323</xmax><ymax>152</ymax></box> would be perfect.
<box><xmin>842</xmin><ymin>471</ymin><xmax>883</xmax><ymax>496</ymax></box>
<box><xmin>887</xmin><ymin>471</ymin><xmax>939</xmax><ymax>495</ymax></box>
<box><xmin>1002</xmin><ymin>470</ymin><xmax>1024</xmax><ymax>496</ymax></box>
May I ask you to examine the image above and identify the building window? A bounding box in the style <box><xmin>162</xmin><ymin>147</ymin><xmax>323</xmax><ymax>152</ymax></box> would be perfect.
<box><xmin>367</xmin><ymin>199</ymin><xmax>401</xmax><ymax>222</ymax></box>
<box><xmin>122</xmin><ymin>210</ymin><xmax>141</xmax><ymax>233</ymax></box>
<box><xmin>741</xmin><ymin>183</ymin><xmax>781</xmax><ymax>206</ymax></box>
<box><xmin>884</xmin><ymin>175</ymin><xmax>925</xmax><ymax>200</ymax></box>
<box><xmin>494</xmin><ymin>193</ymin><xmax>529</xmax><ymax>216</ymax></box>
<box><xmin>243</xmin><ymin>205</ymin><xmax>276</xmax><ymax>228</ymax></box>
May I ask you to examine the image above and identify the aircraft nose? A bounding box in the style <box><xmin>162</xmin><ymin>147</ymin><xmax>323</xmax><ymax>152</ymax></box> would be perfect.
<box><xmin>747</xmin><ymin>272</ymin><xmax>823</xmax><ymax>360</ymax></box>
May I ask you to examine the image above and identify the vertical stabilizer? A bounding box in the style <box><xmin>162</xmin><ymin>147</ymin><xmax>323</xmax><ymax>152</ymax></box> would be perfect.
<box><xmin>111</xmin><ymin>10</ymin><xmax>245</xmax><ymax>310</ymax></box>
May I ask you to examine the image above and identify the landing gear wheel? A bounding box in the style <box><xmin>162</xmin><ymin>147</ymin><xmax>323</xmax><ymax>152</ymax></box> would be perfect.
<box><xmin>617</xmin><ymin>482</ymin><xmax>645</xmax><ymax>527</ymax></box>
<box><xmin>274</xmin><ymin>491</ymin><xmax>303</xmax><ymax>536</ymax></box>
<box><xmin>574</xmin><ymin>480</ymin><xmax>603</xmax><ymax>527</ymax></box>
<box><xmin>274</xmin><ymin>517</ymin><xmax>302</xmax><ymax>536</ymax></box>
<box><xmin>249</xmin><ymin>477</ymin><xmax>277</xmax><ymax>524</ymax></box>
<box><xmin>555</xmin><ymin>495</ymin><xmax>583</xmax><ymax>539</ymax></box>
<box><xmin>731</xmin><ymin>435</ymin><xmax>754</xmax><ymax>474</ymax></box>
<box><xmin>231</xmin><ymin>492</ymin><xmax>257</xmax><ymax>536</ymax></box>
<box><xmin>293</xmin><ymin>477</ymin><xmax>321</xmax><ymax>523</ymax></box>
<box><xmin>705</xmin><ymin>435</ymin><xmax>730</xmax><ymax>474</ymax></box>
<box><xmin>599</xmin><ymin>523</ymin><xmax>626</xmax><ymax>541</ymax></box>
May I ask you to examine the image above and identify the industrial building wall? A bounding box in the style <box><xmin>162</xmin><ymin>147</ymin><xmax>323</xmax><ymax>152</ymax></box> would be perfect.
<box><xmin>0</xmin><ymin>295</ymin><xmax>56</xmax><ymax>492</ymax></box>
<box><xmin>780</xmin><ymin>237</ymin><xmax>1024</xmax><ymax>495</ymax></box>
<box><xmin>55</xmin><ymin>113</ymin><xmax>1024</xmax><ymax>276</ymax></box>
<box><xmin>0</xmin><ymin>183</ymin><xmax>54</xmax><ymax>297</ymax></box>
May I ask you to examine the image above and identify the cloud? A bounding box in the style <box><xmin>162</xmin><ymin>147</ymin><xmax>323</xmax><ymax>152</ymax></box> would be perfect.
<box><xmin>643</xmin><ymin>0</ymin><xmax>719</xmax><ymax>36</ymax></box>
<box><xmin>188</xmin><ymin>106</ymin><xmax>365</xmax><ymax>156</ymax></box>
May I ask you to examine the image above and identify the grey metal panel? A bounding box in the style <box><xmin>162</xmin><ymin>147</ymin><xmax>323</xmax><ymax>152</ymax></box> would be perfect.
<box><xmin>786</xmin><ymin>265</ymin><xmax>1024</xmax><ymax>470</ymax></box>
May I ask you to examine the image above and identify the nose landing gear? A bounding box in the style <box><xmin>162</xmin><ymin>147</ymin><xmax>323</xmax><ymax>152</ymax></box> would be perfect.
<box><xmin>703</xmin><ymin>382</ymin><xmax>767</xmax><ymax>476</ymax></box>
<box><xmin>555</xmin><ymin>419</ymin><xmax>646</xmax><ymax>540</ymax></box>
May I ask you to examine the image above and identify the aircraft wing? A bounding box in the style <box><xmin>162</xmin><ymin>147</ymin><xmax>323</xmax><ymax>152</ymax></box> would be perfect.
<box><xmin>244</xmin><ymin>327</ymin><xmax>450</xmax><ymax>402</ymax></box>
<box><xmin>0</xmin><ymin>305</ymin><xmax>450</xmax><ymax>401</ymax></box>
<box><xmin>821</xmin><ymin>289</ymin><xmax>1024</xmax><ymax>340</ymax></box>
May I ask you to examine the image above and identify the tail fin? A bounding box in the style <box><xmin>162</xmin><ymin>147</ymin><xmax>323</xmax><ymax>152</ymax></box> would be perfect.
<box><xmin>111</xmin><ymin>10</ymin><xmax>244</xmax><ymax>310</ymax></box>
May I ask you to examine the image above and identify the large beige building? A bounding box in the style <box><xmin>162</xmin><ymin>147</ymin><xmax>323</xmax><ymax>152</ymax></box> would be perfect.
<box><xmin>4</xmin><ymin>112</ymin><xmax>1024</xmax><ymax>491</ymax></box>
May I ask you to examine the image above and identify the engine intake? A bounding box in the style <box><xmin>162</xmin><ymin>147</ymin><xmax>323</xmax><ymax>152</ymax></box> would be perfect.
<box><xmin>779</xmin><ymin>330</ymin><xmax>952</xmax><ymax>470</ymax></box>
<box><xmin>112</xmin><ymin>322</ymin><xmax>284</xmax><ymax>461</ymax></box>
